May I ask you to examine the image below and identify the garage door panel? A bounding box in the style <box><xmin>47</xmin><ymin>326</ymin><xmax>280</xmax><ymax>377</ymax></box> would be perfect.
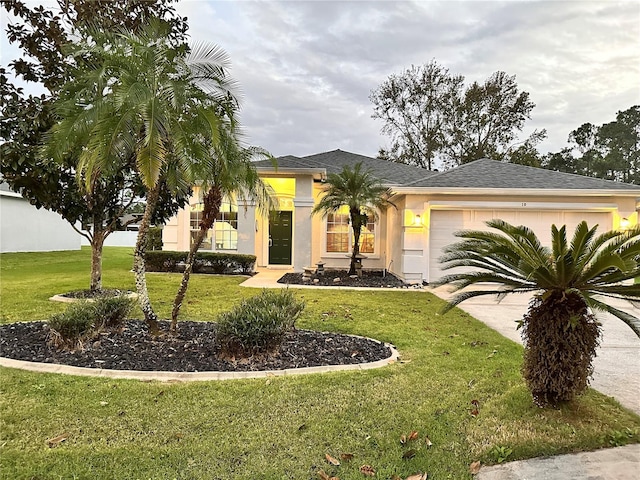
<box><xmin>429</xmin><ymin>209</ymin><xmax>612</xmax><ymax>283</ymax></box>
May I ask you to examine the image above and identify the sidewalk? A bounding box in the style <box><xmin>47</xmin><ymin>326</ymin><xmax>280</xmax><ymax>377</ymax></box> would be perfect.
<box><xmin>242</xmin><ymin>269</ymin><xmax>640</xmax><ymax>479</ymax></box>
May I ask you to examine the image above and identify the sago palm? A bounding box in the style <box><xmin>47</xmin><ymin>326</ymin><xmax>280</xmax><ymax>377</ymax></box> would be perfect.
<box><xmin>48</xmin><ymin>20</ymin><xmax>238</xmax><ymax>333</ymax></box>
<box><xmin>436</xmin><ymin>219</ymin><xmax>640</xmax><ymax>405</ymax></box>
<box><xmin>312</xmin><ymin>162</ymin><xmax>395</xmax><ymax>275</ymax></box>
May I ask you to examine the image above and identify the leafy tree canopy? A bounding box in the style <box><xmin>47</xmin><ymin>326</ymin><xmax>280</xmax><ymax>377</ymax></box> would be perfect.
<box><xmin>542</xmin><ymin>105</ymin><xmax>640</xmax><ymax>184</ymax></box>
<box><xmin>370</xmin><ymin>60</ymin><xmax>546</xmax><ymax>169</ymax></box>
<box><xmin>0</xmin><ymin>0</ymin><xmax>191</xmax><ymax>291</ymax></box>
<box><xmin>0</xmin><ymin>0</ymin><xmax>190</xmax><ymax>229</ymax></box>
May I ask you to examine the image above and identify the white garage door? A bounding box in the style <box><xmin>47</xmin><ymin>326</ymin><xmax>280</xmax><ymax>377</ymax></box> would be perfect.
<box><xmin>429</xmin><ymin>209</ymin><xmax>612</xmax><ymax>283</ymax></box>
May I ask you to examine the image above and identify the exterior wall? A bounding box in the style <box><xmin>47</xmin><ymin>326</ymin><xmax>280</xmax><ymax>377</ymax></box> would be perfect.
<box><xmin>292</xmin><ymin>176</ymin><xmax>313</xmax><ymax>271</ymax></box>
<box><xmin>386</xmin><ymin>195</ymin><xmax>405</xmax><ymax>278</ymax></box>
<box><xmin>0</xmin><ymin>192</ymin><xmax>80</xmax><ymax>253</ymax></box>
<box><xmin>160</xmin><ymin>177</ymin><xmax>640</xmax><ymax>280</ymax></box>
<box><xmin>395</xmin><ymin>192</ymin><xmax>639</xmax><ymax>283</ymax></box>
<box><xmin>237</xmin><ymin>202</ymin><xmax>257</xmax><ymax>256</ymax></box>
<box><xmin>81</xmin><ymin>231</ymin><xmax>138</xmax><ymax>247</ymax></box>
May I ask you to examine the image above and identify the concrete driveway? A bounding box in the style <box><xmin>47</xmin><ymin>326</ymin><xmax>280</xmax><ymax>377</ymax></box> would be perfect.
<box><xmin>430</xmin><ymin>286</ymin><xmax>640</xmax><ymax>415</ymax></box>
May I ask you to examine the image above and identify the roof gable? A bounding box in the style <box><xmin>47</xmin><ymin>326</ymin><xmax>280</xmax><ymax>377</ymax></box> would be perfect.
<box><xmin>255</xmin><ymin>149</ymin><xmax>436</xmax><ymax>186</ymax></box>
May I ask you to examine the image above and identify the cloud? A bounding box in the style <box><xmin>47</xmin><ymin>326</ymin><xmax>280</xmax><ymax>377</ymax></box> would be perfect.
<box><xmin>3</xmin><ymin>0</ymin><xmax>638</xmax><ymax>162</ymax></box>
<box><xmin>174</xmin><ymin>0</ymin><xmax>640</xmax><ymax>160</ymax></box>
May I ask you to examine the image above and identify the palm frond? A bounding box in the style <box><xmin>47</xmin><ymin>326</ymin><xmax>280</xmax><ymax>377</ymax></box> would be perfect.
<box><xmin>584</xmin><ymin>295</ymin><xmax>640</xmax><ymax>338</ymax></box>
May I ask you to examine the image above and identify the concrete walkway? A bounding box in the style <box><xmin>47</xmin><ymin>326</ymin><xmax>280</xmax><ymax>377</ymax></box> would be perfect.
<box><xmin>242</xmin><ymin>270</ymin><xmax>640</xmax><ymax>479</ymax></box>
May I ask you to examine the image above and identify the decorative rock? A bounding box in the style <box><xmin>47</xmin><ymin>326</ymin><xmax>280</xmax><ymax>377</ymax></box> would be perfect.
<box><xmin>333</xmin><ymin>277</ymin><xmax>341</xmax><ymax>283</ymax></box>
<box><xmin>349</xmin><ymin>275</ymin><xmax>358</xmax><ymax>279</ymax></box>
<box><xmin>313</xmin><ymin>279</ymin><xmax>320</xmax><ymax>284</ymax></box>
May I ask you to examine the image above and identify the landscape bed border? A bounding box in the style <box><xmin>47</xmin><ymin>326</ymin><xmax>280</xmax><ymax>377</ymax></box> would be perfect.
<box><xmin>0</xmin><ymin>330</ymin><xmax>400</xmax><ymax>382</ymax></box>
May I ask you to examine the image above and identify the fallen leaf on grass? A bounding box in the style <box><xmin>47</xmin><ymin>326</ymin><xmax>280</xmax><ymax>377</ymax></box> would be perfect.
<box><xmin>408</xmin><ymin>430</ymin><xmax>419</xmax><ymax>441</ymax></box>
<box><xmin>406</xmin><ymin>474</ymin><xmax>428</xmax><ymax>480</ymax></box>
<box><xmin>297</xmin><ymin>424</ymin><xmax>307</xmax><ymax>431</ymax></box>
<box><xmin>317</xmin><ymin>470</ymin><xmax>340</xmax><ymax>480</ymax></box>
<box><xmin>424</xmin><ymin>437</ymin><xmax>433</xmax><ymax>447</ymax></box>
<box><xmin>340</xmin><ymin>453</ymin><xmax>354</xmax><ymax>461</ymax></box>
<box><xmin>359</xmin><ymin>465</ymin><xmax>376</xmax><ymax>476</ymax></box>
<box><xmin>486</xmin><ymin>350</ymin><xmax>497</xmax><ymax>359</ymax></box>
<box><xmin>470</xmin><ymin>408</ymin><xmax>479</xmax><ymax>417</ymax></box>
<box><xmin>400</xmin><ymin>434</ymin><xmax>407</xmax><ymax>445</ymax></box>
<box><xmin>469</xmin><ymin>461</ymin><xmax>481</xmax><ymax>475</ymax></box>
<box><xmin>402</xmin><ymin>449</ymin><xmax>417</xmax><ymax>459</ymax></box>
<box><xmin>46</xmin><ymin>433</ymin><xmax>69</xmax><ymax>448</ymax></box>
<box><xmin>325</xmin><ymin>453</ymin><xmax>340</xmax><ymax>466</ymax></box>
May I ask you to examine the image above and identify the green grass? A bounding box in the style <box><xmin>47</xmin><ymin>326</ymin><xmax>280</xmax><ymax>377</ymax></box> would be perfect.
<box><xmin>1</xmin><ymin>247</ymin><xmax>639</xmax><ymax>479</ymax></box>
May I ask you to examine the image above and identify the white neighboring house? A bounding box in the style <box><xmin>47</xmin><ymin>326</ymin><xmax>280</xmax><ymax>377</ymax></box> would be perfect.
<box><xmin>0</xmin><ymin>181</ymin><xmax>80</xmax><ymax>253</ymax></box>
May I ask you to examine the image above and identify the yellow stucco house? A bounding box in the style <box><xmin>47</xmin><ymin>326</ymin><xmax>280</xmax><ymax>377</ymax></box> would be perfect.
<box><xmin>162</xmin><ymin>149</ymin><xmax>640</xmax><ymax>284</ymax></box>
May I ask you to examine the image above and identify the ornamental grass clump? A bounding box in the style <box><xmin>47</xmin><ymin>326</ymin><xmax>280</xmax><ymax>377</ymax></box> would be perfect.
<box><xmin>48</xmin><ymin>302</ymin><xmax>96</xmax><ymax>350</ymax></box>
<box><xmin>216</xmin><ymin>289</ymin><xmax>305</xmax><ymax>357</ymax></box>
<box><xmin>48</xmin><ymin>296</ymin><xmax>135</xmax><ymax>350</ymax></box>
<box><xmin>92</xmin><ymin>295</ymin><xmax>135</xmax><ymax>330</ymax></box>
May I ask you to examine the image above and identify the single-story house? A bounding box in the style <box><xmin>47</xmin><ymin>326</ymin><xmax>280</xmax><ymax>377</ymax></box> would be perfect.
<box><xmin>0</xmin><ymin>181</ymin><xmax>80</xmax><ymax>253</ymax></box>
<box><xmin>162</xmin><ymin>149</ymin><xmax>640</xmax><ymax>283</ymax></box>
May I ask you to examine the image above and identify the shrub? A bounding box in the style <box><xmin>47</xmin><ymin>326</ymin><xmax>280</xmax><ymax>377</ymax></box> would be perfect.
<box><xmin>216</xmin><ymin>289</ymin><xmax>305</xmax><ymax>357</ymax></box>
<box><xmin>145</xmin><ymin>251</ymin><xmax>256</xmax><ymax>274</ymax></box>
<box><xmin>47</xmin><ymin>296</ymin><xmax>135</xmax><ymax>349</ymax></box>
<box><xmin>147</xmin><ymin>226</ymin><xmax>163</xmax><ymax>250</ymax></box>
<box><xmin>92</xmin><ymin>295</ymin><xmax>135</xmax><ymax>329</ymax></box>
<box><xmin>48</xmin><ymin>302</ymin><xmax>96</xmax><ymax>349</ymax></box>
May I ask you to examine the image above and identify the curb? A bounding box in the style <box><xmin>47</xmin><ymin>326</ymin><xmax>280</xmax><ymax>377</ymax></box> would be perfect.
<box><xmin>49</xmin><ymin>292</ymin><xmax>138</xmax><ymax>304</ymax></box>
<box><xmin>0</xmin><ymin>340</ymin><xmax>400</xmax><ymax>382</ymax></box>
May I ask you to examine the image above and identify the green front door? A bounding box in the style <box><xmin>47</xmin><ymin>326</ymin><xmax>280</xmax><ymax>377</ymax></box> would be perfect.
<box><xmin>269</xmin><ymin>211</ymin><xmax>292</xmax><ymax>265</ymax></box>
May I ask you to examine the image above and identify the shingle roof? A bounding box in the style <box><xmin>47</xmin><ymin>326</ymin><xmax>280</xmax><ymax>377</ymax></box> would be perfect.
<box><xmin>405</xmin><ymin>158</ymin><xmax>640</xmax><ymax>191</ymax></box>
<box><xmin>255</xmin><ymin>149</ymin><xmax>437</xmax><ymax>186</ymax></box>
<box><xmin>255</xmin><ymin>151</ymin><xmax>640</xmax><ymax>192</ymax></box>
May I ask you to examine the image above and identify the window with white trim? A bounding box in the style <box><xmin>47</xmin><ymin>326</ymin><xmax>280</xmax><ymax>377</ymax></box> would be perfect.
<box><xmin>189</xmin><ymin>196</ymin><xmax>238</xmax><ymax>250</ymax></box>
<box><xmin>325</xmin><ymin>207</ymin><xmax>376</xmax><ymax>254</ymax></box>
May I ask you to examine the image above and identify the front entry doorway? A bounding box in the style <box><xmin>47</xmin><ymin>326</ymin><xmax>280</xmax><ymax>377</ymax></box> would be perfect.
<box><xmin>269</xmin><ymin>210</ymin><xmax>292</xmax><ymax>265</ymax></box>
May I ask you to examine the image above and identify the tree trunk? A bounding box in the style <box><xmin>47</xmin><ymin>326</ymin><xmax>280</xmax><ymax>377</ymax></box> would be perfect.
<box><xmin>89</xmin><ymin>229</ymin><xmax>105</xmax><ymax>291</ymax></box>
<box><xmin>134</xmin><ymin>183</ymin><xmax>161</xmax><ymax>334</ymax></box>
<box><xmin>349</xmin><ymin>208</ymin><xmax>363</xmax><ymax>276</ymax></box>
<box><xmin>170</xmin><ymin>186</ymin><xmax>222</xmax><ymax>332</ymax></box>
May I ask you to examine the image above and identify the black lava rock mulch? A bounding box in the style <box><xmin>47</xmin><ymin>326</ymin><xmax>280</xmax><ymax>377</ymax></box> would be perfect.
<box><xmin>278</xmin><ymin>270</ymin><xmax>409</xmax><ymax>288</ymax></box>
<box><xmin>0</xmin><ymin>321</ymin><xmax>392</xmax><ymax>372</ymax></box>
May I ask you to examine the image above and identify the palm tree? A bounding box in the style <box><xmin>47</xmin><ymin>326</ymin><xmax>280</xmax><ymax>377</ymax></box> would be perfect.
<box><xmin>170</xmin><ymin>121</ymin><xmax>275</xmax><ymax>332</ymax></box>
<box><xmin>312</xmin><ymin>162</ymin><xmax>396</xmax><ymax>275</ymax></box>
<box><xmin>48</xmin><ymin>20</ymin><xmax>237</xmax><ymax>333</ymax></box>
<box><xmin>435</xmin><ymin>219</ymin><xmax>640</xmax><ymax>406</ymax></box>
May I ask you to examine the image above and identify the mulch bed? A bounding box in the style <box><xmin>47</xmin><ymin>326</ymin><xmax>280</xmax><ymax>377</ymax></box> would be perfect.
<box><xmin>278</xmin><ymin>270</ymin><xmax>413</xmax><ymax>288</ymax></box>
<box><xmin>0</xmin><ymin>320</ymin><xmax>392</xmax><ymax>372</ymax></box>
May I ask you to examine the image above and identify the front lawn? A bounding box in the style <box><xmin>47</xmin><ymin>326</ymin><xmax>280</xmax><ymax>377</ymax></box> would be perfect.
<box><xmin>1</xmin><ymin>247</ymin><xmax>639</xmax><ymax>479</ymax></box>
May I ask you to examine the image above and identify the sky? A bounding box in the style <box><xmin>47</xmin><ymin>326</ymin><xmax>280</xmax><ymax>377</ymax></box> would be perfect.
<box><xmin>2</xmin><ymin>0</ymin><xmax>639</xmax><ymax>165</ymax></box>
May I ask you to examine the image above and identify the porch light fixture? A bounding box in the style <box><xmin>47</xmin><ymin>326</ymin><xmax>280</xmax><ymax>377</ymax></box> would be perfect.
<box><xmin>414</xmin><ymin>214</ymin><xmax>422</xmax><ymax>226</ymax></box>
